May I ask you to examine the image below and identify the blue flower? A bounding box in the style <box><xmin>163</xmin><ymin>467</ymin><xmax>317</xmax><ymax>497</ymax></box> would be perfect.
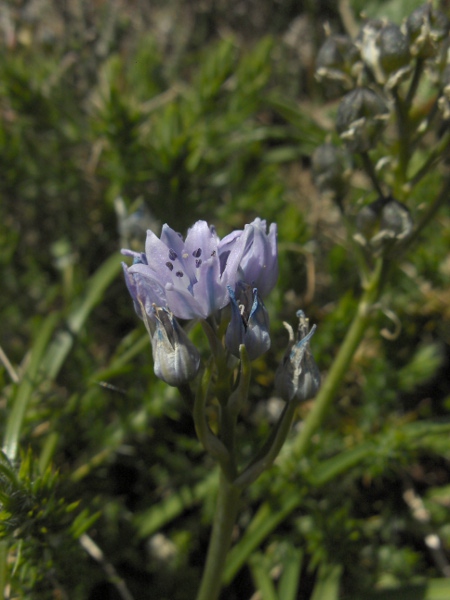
<box><xmin>221</xmin><ymin>218</ymin><xmax>278</xmax><ymax>297</ymax></box>
<box><xmin>275</xmin><ymin>311</ymin><xmax>321</xmax><ymax>403</ymax></box>
<box><xmin>225</xmin><ymin>283</ymin><xmax>271</xmax><ymax>361</ymax></box>
<box><xmin>122</xmin><ymin>219</ymin><xmax>278</xmax><ymax>320</ymax></box>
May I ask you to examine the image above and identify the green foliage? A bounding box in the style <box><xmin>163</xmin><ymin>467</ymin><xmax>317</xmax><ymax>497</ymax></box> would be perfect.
<box><xmin>0</xmin><ymin>449</ymin><xmax>97</xmax><ymax>598</ymax></box>
<box><xmin>1</xmin><ymin>1</ymin><xmax>450</xmax><ymax>599</ymax></box>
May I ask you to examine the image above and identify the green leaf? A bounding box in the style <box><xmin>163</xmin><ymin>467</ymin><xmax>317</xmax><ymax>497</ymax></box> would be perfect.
<box><xmin>348</xmin><ymin>578</ymin><xmax>450</xmax><ymax>599</ymax></box>
<box><xmin>310</xmin><ymin>563</ymin><xmax>342</xmax><ymax>600</ymax></box>
<box><xmin>308</xmin><ymin>443</ymin><xmax>374</xmax><ymax>486</ymax></box>
<box><xmin>3</xmin><ymin>312</ymin><xmax>59</xmax><ymax>462</ymax></box>
<box><xmin>277</xmin><ymin>547</ymin><xmax>303</xmax><ymax>600</ymax></box>
<box><xmin>70</xmin><ymin>509</ymin><xmax>102</xmax><ymax>540</ymax></box>
<box><xmin>249</xmin><ymin>553</ymin><xmax>279</xmax><ymax>600</ymax></box>
<box><xmin>133</xmin><ymin>470</ymin><xmax>218</xmax><ymax>538</ymax></box>
<box><xmin>397</xmin><ymin>343</ymin><xmax>443</xmax><ymax>392</ymax></box>
<box><xmin>40</xmin><ymin>253</ymin><xmax>122</xmax><ymax>381</ymax></box>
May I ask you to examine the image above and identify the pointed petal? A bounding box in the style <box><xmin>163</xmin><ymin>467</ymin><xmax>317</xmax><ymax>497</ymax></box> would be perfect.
<box><xmin>159</xmin><ymin>224</ymin><xmax>185</xmax><ymax>255</ymax></box>
<box><xmin>184</xmin><ymin>221</ymin><xmax>218</xmax><ymax>259</ymax></box>
<box><xmin>196</xmin><ymin>254</ymin><xmax>228</xmax><ymax>315</ymax></box>
<box><xmin>128</xmin><ymin>263</ymin><xmax>170</xmax><ymax>304</ymax></box>
<box><xmin>239</xmin><ymin>221</ymin><xmax>278</xmax><ymax>297</ymax></box>
<box><xmin>220</xmin><ymin>226</ymin><xmax>251</xmax><ymax>289</ymax></box>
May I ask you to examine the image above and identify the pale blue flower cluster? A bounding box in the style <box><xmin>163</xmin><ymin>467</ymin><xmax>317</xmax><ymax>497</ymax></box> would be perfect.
<box><xmin>122</xmin><ymin>218</ymin><xmax>278</xmax><ymax>385</ymax></box>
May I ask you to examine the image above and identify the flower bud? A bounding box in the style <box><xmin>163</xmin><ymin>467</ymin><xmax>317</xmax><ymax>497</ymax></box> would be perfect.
<box><xmin>311</xmin><ymin>142</ymin><xmax>351</xmax><ymax>201</ymax></box>
<box><xmin>143</xmin><ymin>305</ymin><xmax>201</xmax><ymax>387</ymax></box>
<box><xmin>336</xmin><ymin>88</ymin><xmax>389</xmax><ymax>152</ymax></box>
<box><xmin>225</xmin><ymin>283</ymin><xmax>270</xmax><ymax>361</ymax></box>
<box><xmin>275</xmin><ymin>311</ymin><xmax>320</xmax><ymax>404</ymax></box>
<box><xmin>355</xmin><ymin>197</ymin><xmax>413</xmax><ymax>256</ymax></box>
<box><xmin>315</xmin><ymin>34</ymin><xmax>359</xmax><ymax>96</ymax></box>
<box><xmin>357</xmin><ymin>20</ymin><xmax>410</xmax><ymax>86</ymax></box>
<box><xmin>405</xmin><ymin>4</ymin><xmax>449</xmax><ymax>59</ymax></box>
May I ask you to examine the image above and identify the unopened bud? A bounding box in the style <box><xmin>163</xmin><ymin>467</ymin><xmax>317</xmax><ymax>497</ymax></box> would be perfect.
<box><xmin>275</xmin><ymin>311</ymin><xmax>320</xmax><ymax>404</ymax></box>
<box><xmin>357</xmin><ymin>20</ymin><xmax>410</xmax><ymax>86</ymax></box>
<box><xmin>336</xmin><ymin>88</ymin><xmax>389</xmax><ymax>152</ymax></box>
<box><xmin>316</xmin><ymin>34</ymin><xmax>359</xmax><ymax>95</ymax></box>
<box><xmin>355</xmin><ymin>197</ymin><xmax>413</xmax><ymax>255</ymax></box>
<box><xmin>405</xmin><ymin>4</ymin><xmax>449</xmax><ymax>59</ymax></box>
<box><xmin>225</xmin><ymin>283</ymin><xmax>271</xmax><ymax>361</ymax></box>
<box><xmin>143</xmin><ymin>305</ymin><xmax>201</xmax><ymax>387</ymax></box>
<box><xmin>312</xmin><ymin>142</ymin><xmax>351</xmax><ymax>201</ymax></box>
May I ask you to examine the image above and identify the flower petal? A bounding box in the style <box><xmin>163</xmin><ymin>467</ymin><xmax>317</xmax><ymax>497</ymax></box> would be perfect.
<box><xmin>165</xmin><ymin>282</ymin><xmax>207</xmax><ymax>319</ymax></box>
<box><xmin>239</xmin><ymin>221</ymin><xmax>278</xmax><ymax>297</ymax></box>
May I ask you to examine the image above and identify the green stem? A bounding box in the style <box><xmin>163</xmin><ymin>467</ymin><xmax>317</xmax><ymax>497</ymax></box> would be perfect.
<box><xmin>405</xmin><ymin>58</ymin><xmax>424</xmax><ymax>108</ymax></box>
<box><xmin>234</xmin><ymin>400</ymin><xmax>298</xmax><ymax>488</ymax></box>
<box><xmin>392</xmin><ymin>89</ymin><xmax>410</xmax><ymax>183</ymax></box>
<box><xmin>193</xmin><ymin>364</ymin><xmax>234</xmax><ymax>480</ymax></box>
<box><xmin>195</xmin><ymin>471</ymin><xmax>241</xmax><ymax>600</ymax></box>
<box><xmin>359</xmin><ymin>152</ymin><xmax>385</xmax><ymax>199</ymax></box>
<box><xmin>291</xmin><ymin>258</ymin><xmax>385</xmax><ymax>460</ymax></box>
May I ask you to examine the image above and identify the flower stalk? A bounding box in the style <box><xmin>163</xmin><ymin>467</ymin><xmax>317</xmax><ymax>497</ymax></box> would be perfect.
<box><xmin>195</xmin><ymin>472</ymin><xmax>241</xmax><ymax>600</ymax></box>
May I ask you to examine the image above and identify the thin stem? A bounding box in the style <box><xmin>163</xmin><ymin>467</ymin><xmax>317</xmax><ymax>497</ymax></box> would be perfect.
<box><xmin>193</xmin><ymin>364</ymin><xmax>234</xmax><ymax>480</ymax></box>
<box><xmin>405</xmin><ymin>58</ymin><xmax>424</xmax><ymax>107</ymax></box>
<box><xmin>228</xmin><ymin>345</ymin><xmax>251</xmax><ymax>419</ymax></box>
<box><xmin>195</xmin><ymin>471</ymin><xmax>241</xmax><ymax>600</ymax></box>
<box><xmin>392</xmin><ymin>88</ymin><xmax>410</xmax><ymax>182</ymax></box>
<box><xmin>359</xmin><ymin>152</ymin><xmax>386</xmax><ymax>199</ymax></box>
<box><xmin>399</xmin><ymin>175</ymin><xmax>450</xmax><ymax>255</ymax></box>
<box><xmin>234</xmin><ymin>400</ymin><xmax>298</xmax><ymax>488</ymax></box>
<box><xmin>220</xmin><ymin>405</ymin><xmax>238</xmax><ymax>480</ymax></box>
<box><xmin>177</xmin><ymin>382</ymin><xmax>195</xmax><ymax>412</ymax></box>
<box><xmin>291</xmin><ymin>258</ymin><xmax>385</xmax><ymax>460</ymax></box>
<box><xmin>409</xmin><ymin>129</ymin><xmax>450</xmax><ymax>188</ymax></box>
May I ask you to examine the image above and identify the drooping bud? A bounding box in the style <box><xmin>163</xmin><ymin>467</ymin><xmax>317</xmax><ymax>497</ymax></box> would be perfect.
<box><xmin>311</xmin><ymin>142</ymin><xmax>352</xmax><ymax>203</ymax></box>
<box><xmin>225</xmin><ymin>283</ymin><xmax>271</xmax><ymax>361</ymax></box>
<box><xmin>354</xmin><ymin>196</ymin><xmax>413</xmax><ymax>256</ymax></box>
<box><xmin>405</xmin><ymin>4</ymin><xmax>449</xmax><ymax>59</ymax></box>
<box><xmin>315</xmin><ymin>34</ymin><xmax>359</xmax><ymax>96</ymax></box>
<box><xmin>275</xmin><ymin>311</ymin><xmax>321</xmax><ymax>404</ymax></box>
<box><xmin>356</xmin><ymin>20</ymin><xmax>411</xmax><ymax>87</ymax></box>
<box><xmin>336</xmin><ymin>87</ymin><xmax>389</xmax><ymax>152</ymax></box>
<box><xmin>141</xmin><ymin>304</ymin><xmax>201</xmax><ymax>387</ymax></box>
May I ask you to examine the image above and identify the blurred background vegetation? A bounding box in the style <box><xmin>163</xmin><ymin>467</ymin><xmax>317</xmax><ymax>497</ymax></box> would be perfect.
<box><xmin>1</xmin><ymin>0</ymin><xmax>450</xmax><ymax>598</ymax></box>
